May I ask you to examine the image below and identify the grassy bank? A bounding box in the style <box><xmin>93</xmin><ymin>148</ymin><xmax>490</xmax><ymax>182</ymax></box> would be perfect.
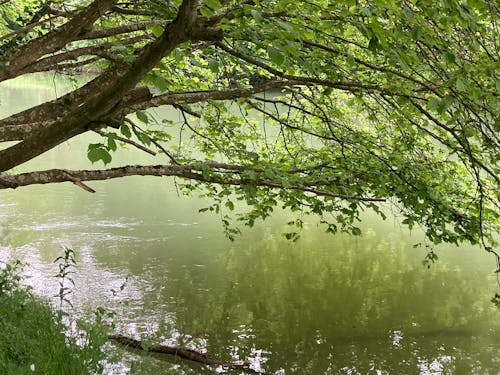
<box><xmin>0</xmin><ymin>260</ymin><xmax>107</xmax><ymax>375</ymax></box>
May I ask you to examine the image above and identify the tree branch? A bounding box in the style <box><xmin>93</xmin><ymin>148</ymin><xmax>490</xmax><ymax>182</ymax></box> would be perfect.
<box><xmin>0</xmin><ymin>0</ymin><xmax>119</xmax><ymax>82</ymax></box>
<box><xmin>215</xmin><ymin>42</ymin><xmax>398</xmax><ymax>95</ymax></box>
<box><xmin>0</xmin><ymin>13</ymin><xmax>64</xmax><ymax>43</ymax></box>
<box><xmin>93</xmin><ymin>129</ymin><xmax>156</xmax><ymax>156</ymax></box>
<box><xmin>0</xmin><ymin>164</ymin><xmax>386</xmax><ymax>202</ymax></box>
<box><xmin>20</xmin><ymin>35</ymin><xmax>148</xmax><ymax>74</ymax></box>
<box><xmin>78</xmin><ymin>21</ymin><xmax>157</xmax><ymax>40</ymax></box>
<box><xmin>0</xmin><ymin>0</ymin><xmax>208</xmax><ymax>172</ymax></box>
<box><xmin>125</xmin><ymin>80</ymin><xmax>303</xmax><ymax>114</ymax></box>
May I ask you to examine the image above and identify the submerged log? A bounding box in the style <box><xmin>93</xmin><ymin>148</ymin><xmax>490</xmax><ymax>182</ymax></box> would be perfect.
<box><xmin>108</xmin><ymin>333</ymin><xmax>264</xmax><ymax>373</ymax></box>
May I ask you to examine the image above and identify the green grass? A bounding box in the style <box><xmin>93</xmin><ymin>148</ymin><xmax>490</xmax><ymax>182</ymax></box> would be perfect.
<box><xmin>0</xmin><ymin>261</ymin><xmax>107</xmax><ymax>375</ymax></box>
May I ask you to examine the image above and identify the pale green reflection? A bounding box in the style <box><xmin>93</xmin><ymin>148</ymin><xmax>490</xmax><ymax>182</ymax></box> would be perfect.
<box><xmin>138</xmin><ymin>228</ymin><xmax>498</xmax><ymax>374</ymax></box>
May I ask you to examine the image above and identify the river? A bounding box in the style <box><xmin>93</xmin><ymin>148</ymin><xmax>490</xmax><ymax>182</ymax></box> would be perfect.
<box><xmin>0</xmin><ymin>74</ymin><xmax>498</xmax><ymax>374</ymax></box>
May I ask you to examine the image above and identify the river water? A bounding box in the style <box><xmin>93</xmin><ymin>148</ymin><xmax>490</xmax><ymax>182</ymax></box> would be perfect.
<box><xmin>0</xmin><ymin>75</ymin><xmax>498</xmax><ymax>374</ymax></box>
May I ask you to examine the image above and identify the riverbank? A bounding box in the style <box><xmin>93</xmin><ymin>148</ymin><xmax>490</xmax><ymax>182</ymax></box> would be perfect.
<box><xmin>0</xmin><ymin>261</ymin><xmax>107</xmax><ymax>375</ymax></box>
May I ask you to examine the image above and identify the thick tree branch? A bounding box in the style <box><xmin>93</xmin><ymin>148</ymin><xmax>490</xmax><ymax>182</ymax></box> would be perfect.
<box><xmin>0</xmin><ymin>122</ymin><xmax>50</xmax><ymax>142</ymax></box>
<box><xmin>0</xmin><ymin>0</ymin><xmax>213</xmax><ymax>172</ymax></box>
<box><xmin>0</xmin><ymin>164</ymin><xmax>386</xmax><ymax>202</ymax></box>
<box><xmin>126</xmin><ymin>79</ymin><xmax>303</xmax><ymax>113</ymax></box>
<box><xmin>0</xmin><ymin>0</ymin><xmax>197</xmax><ymax>171</ymax></box>
<box><xmin>0</xmin><ymin>86</ymin><xmax>151</xmax><ymax>135</ymax></box>
<box><xmin>110</xmin><ymin>6</ymin><xmax>156</xmax><ymax>16</ymax></box>
<box><xmin>78</xmin><ymin>21</ymin><xmax>157</xmax><ymax>40</ymax></box>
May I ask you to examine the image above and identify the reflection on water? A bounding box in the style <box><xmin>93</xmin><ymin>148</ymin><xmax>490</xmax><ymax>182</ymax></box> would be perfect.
<box><xmin>0</xmin><ymin>179</ymin><xmax>498</xmax><ymax>375</ymax></box>
<box><xmin>1</xmin><ymin>75</ymin><xmax>499</xmax><ymax>374</ymax></box>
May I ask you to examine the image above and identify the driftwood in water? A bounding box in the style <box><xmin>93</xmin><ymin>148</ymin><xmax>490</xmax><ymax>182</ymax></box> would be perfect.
<box><xmin>108</xmin><ymin>334</ymin><xmax>262</xmax><ymax>373</ymax></box>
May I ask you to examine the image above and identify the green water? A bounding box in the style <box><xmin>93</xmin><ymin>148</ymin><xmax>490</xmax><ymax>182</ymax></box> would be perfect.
<box><xmin>0</xmin><ymin>75</ymin><xmax>498</xmax><ymax>374</ymax></box>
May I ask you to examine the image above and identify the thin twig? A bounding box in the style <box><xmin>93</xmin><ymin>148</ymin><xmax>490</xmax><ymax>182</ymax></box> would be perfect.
<box><xmin>94</xmin><ymin>128</ymin><xmax>156</xmax><ymax>156</ymax></box>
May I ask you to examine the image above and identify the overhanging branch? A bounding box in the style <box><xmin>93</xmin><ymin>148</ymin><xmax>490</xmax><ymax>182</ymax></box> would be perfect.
<box><xmin>0</xmin><ymin>165</ymin><xmax>386</xmax><ymax>202</ymax></box>
<box><xmin>124</xmin><ymin>79</ymin><xmax>305</xmax><ymax>115</ymax></box>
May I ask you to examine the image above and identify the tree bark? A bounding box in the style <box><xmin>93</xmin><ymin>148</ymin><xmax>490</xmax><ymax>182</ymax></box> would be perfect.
<box><xmin>0</xmin><ymin>164</ymin><xmax>385</xmax><ymax>202</ymax></box>
<box><xmin>0</xmin><ymin>0</ymin><xmax>206</xmax><ymax>173</ymax></box>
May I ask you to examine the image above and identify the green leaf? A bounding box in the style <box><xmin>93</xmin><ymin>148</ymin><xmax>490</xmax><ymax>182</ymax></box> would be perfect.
<box><xmin>281</xmin><ymin>177</ymin><xmax>291</xmax><ymax>188</ymax></box>
<box><xmin>443</xmin><ymin>51</ymin><xmax>456</xmax><ymax>64</ymax></box>
<box><xmin>201</xmin><ymin>165</ymin><xmax>211</xmax><ymax>180</ymax></box>
<box><xmin>205</xmin><ymin>0</ymin><xmax>221</xmax><ymax>10</ymax></box>
<box><xmin>1</xmin><ymin>13</ymin><xmax>21</xmax><ymax>31</ymax></box>
<box><xmin>151</xmin><ymin>75</ymin><xmax>169</xmax><ymax>92</ymax></box>
<box><xmin>370</xmin><ymin>19</ymin><xmax>384</xmax><ymax>38</ymax></box>
<box><xmin>368</xmin><ymin>37</ymin><xmax>380</xmax><ymax>52</ymax></box>
<box><xmin>275</xmin><ymin>20</ymin><xmax>293</xmax><ymax>32</ymax></box>
<box><xmin>396</xmin><ymin>96</ymin><xmax>409</xmax><ymax>106</ymax></box>
<box><xmin>151</xmin><ymin>24</ymin><xmax>164</xmax><ymax>38</ymax></box>
<box><xmin>199</xmin><ymin>7</ymin><xmax>213</xmax><ymax>17</ymax></box>
<box><xmin>321</xmin><ymin>87</ymin><xmax>333</xmax><ymax>96</ymax></box>
<box><xmin>428</xmin><ymin>97</ymin><xmax>441</xmax><ymax>112</ymax></box>
<box><xmin>225</xmin><ymin>201</ymin><xmax>234</xmax><ymax>211</ymax></box>
<box><xmin>120</xmin><ymin>124</ymin><xmax>132</xmax><ymax>139</ymax></box>
<box><xmin>87</xmin><ymin>144</ymin><xmax>112</xmax><ymax>165</ymax></box>
<box><xmin>264</xmin><ymin>168</ymin><xmax>275</xmax><ymax>179</ymax></box>
<box><xmin>251</xmin><ymin>9</ymin><xmax>264</xmax><ymax>23</ymax></box>
<box><xmin>136</xmin><ymin>111</ymin><xmax>149</xmax><ymax>124</ymax></box>
<box><xmin>463</xmin><ymin>125</ymin><xmax>476</xmax><ymax>138</ymax></box>
<box><xmin>208</xmin><ymin>58</ymin><xmax>219</xmax><ymax>73</ymax></box>
<box><xmin>107</xmin><ymin>134</ymin><xmax>117</xmax><ymax>151</ymax></box>
<box><xmin>410</xmin><ymin>26</ymin><xmax>422</xmax><ymax>40</ymax></box>
<box><xmin>267</xmin><ymin>46</ymin><xmax>285</xmax><ymax>66</ymax></box>
<box><xmin>134</xmin><ymin>130</ymin><xmax>151</xmax><ymax>146</ymax></box>
<box><xmin>360</xmin><ymin>7</ymin><xmax>372</xmax><ymax>16</ymax></box>
<box><xmin>283</xmin><ymin>232</ymin><xmax>300</xmax><ymax>241</ymax></box>
<box><xmin>455</xmin><ymin>77</ymin><xmax>467</xmax><ymax>92</ymax></box>
<box><xmin>351</xmin><ymin>227</ymin><xmax>362</xmax><ymax>236</ymax></box>
<box><xmin>491</xmin><ymin>293</ymin><xmax>500</xmax><ymax>311</ymax></box>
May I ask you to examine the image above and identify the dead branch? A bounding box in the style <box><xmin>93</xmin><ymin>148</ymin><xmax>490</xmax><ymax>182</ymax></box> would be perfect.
<box><xmin>108</xmin><ymin>334</ymin><xmax>259</xmax><ymax>372</ymax></box>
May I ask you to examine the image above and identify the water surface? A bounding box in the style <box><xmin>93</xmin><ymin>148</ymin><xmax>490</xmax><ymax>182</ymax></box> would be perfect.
<box><xmin>0</xmin><ymin>75</ymin><xmax>498</xmax><ymax>374</ymax></box>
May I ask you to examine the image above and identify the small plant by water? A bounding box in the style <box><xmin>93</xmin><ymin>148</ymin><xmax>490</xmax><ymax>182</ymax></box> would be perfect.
<box><xmin>0</xmin><ymin>255</ymin><xmax>108</xmax><ymax>374</ymax></box>
<box><xmin>54</xmin><ymin>247</ymin><xmax>77</xmax><ymax>316</ymax></box>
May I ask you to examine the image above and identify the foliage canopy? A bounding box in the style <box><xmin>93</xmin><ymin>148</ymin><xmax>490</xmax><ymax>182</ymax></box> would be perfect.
<box><xmin>0</xmin><ymin>0</ymin><xmax>498</xmax><ymax>274</ymax></box>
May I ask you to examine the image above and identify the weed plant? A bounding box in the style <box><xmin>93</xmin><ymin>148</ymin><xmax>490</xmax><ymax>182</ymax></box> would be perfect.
<box><xmin>0</xmin><ymin>256</ymin><xmax>108</xmax><ymax>375</ymax></box>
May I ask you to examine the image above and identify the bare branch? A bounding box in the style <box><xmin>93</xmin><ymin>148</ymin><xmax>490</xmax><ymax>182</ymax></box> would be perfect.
<box><xmin>123</xmin><ymin>119</ymin><xmax>179</xmax><ymax>163</ymax></box>
<box><xmin>62</xmin><ymin>171</ymin><xmax>97</xmax><ymax>193</ymax></box>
